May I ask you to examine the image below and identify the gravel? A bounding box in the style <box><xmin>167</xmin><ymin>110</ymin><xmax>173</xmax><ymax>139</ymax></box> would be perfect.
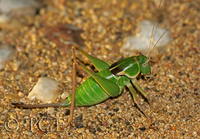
<box><xmin>0</xmin><ymin>0</ymin><xmax>199</xmax><ymax>138</ymax></box>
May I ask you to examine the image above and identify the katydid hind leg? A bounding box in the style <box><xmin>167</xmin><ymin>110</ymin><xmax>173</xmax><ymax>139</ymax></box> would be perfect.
<box><xmin>77</xmin><ymin>59</ymin><xmax>120</xmax><ymax>97</ymax></box>
<box><xmin>126</xmin><ymin>81</ymin><xmax>152</xmax><ymax>125</ymax></box>
<box><xmin>131</xmin><ymin>78</ymin><xmax>153</xmax><ymax>110</ymax></box>
<box><xmin>74</xmin><ymin>44</ymin><xmax>110</xmax><ymax>71</ymax></box>
<box><xmin>12</xmin><ymin>101</ymin><xmax>69</xmax><ymax>108</ymax></box>
<box><xmin>68</xmin><ymin>45</ymin><xmax>77</xmax><ymax>123</ymax></box>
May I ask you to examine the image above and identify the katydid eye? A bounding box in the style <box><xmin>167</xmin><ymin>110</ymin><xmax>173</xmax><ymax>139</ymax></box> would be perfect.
<box><xmin>142</xmin><ymin>63</ymin><xmax>147</xmax><ymax>67</ymax></box>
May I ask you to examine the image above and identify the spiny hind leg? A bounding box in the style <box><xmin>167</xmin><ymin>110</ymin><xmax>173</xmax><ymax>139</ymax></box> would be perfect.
<box><xmin>77</xmin><ymin>59</ymin><xmax>120</xmax><ymax>97</ymax></box>
<box><xmin>68</xmin><ymin>45</ymin><xmax>77</xmax><ymax>123</ymax></box>
<box><xmin>73</xmin><ymin>44</ymin><xmax>111</xmax><ymax>71</ymax></box>
<box><xmin>131</xmin><ymin>78</ymin><xmax>153</xmax><ymax>110</ymax></box>
<box><xmin>126</xmin><ymin>81</ymin><xmax>152</xmax><ymax>126</ymax></box>
<box><xmin>69</xmin><ymin>45</ymin><xmax>116</xmax><ymax>123</ymax></box>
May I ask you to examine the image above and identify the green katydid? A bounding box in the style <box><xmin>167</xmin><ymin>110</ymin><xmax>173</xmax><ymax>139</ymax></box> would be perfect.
<box><xmin>12</xmin><ymin>0</ymin><xmax>188</xmax><ymax>126</ymax></box>
<box><xmin>13</xmin><ymin>44</ymin><xmax>152</xmax><ymax>124</ymax></box>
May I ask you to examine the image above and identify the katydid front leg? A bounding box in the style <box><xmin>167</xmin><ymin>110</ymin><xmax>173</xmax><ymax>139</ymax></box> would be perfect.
<box><xmin>126</xmin><ymin>81</ymin><xmax>152</xmax><ymax>125</ymax></box>
<box><xmin>130</xmin><ymin>78</ymin><xmax>155</xmax><ymax>129</ymax></box>
<box><xmin>131</xmin><ymin>78</ymin><xmax>153</xmax><ymax>110</ymax></box>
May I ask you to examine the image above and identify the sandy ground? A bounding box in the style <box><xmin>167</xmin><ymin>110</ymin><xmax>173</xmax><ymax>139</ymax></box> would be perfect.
<box><xmin>0</xmin><ymin>0</ymin><xmax>199</xmax><ymax>138</ymax></box>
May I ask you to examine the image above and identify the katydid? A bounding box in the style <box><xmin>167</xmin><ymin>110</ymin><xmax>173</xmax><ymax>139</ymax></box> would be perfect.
<box><xmin>13</xmin><ymin>44</ymin><xmax>152</xmax><ymax>124</ymax></box>
<box><xmin>12</xmin><ymin>0</ymin><xmax>188</xmax><ymax>126</ymax></box>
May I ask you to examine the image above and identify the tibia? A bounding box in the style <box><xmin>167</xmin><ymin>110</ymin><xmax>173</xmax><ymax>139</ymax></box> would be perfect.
<box><xmin>12</xmin><ymin>101</ymin><xmax>70</xmax><ymax>108</ymax></box>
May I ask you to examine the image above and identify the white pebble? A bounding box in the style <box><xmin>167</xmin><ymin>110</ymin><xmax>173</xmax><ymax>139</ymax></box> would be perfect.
<box><xmin>0</xmin><ymin>0</ymin><xmax>39</xmax><ymax>14</ymax></box>
<box><xmin>122</xmin><ymin>20</ymin><xmax>172</xmax><ymax>56</ymax></box>
<box><xmin>47</xmin><ymin>107</ymin><xmax>55</xmax><ymax>115</ymax></box>
<box><xmin>28</xmin><ymin>77</ymin><xmax>60</xmax><ymax>103</ymax></box>
<box><xmin>61</xmin><ymin>91</ymin><xmax>70</xmax><ymax>99</ymax></box>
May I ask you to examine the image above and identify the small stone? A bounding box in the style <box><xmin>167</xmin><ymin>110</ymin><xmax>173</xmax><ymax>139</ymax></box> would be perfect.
<box><xmin>170</xmin><ymin>126</ymin><xmax>176</xmax><ymax>131</ymax></box>
<box><xmin>139</xmin><ymin>127</ymin><xmax>146</xmax><ymax>131</ymax></box>
<box><xmin>26</xmin><ymin>131</ymin><xmax>32</xmax><ymax>136</ymax></box>
<box><xmin>88</xmin><ymin>122</ymin><xmax>92</xmax><ymax>126</ymax></box>
<box><xmin>61</xmin><ymin>91</ymin><xmax>70</xmax><ymax>99</ymax></box>
<box><xmin>122</xmin><ymin>20</ymin><xmax>172</xmax><ymax>56</ymax></box>
<box><xmin>103</xmin><ymin>122</ymin><xmax>108</xmax><ymax>126</ymax></box>
<box><xmin>47</xmin><ymin>107</ymin><xmax>55</xmax><ymax>115</ymax></box>
<box><xmin>5</xmin><ymin>93</ymin><xmax>20</xmax><ymax>101</ymax></box>
<box><xmin>28</xmin><ymin>77</ymin><xmax>60</xmax><ymax>103</ymax></box>
<box><xmin>0</xmin><ymin>107</ymin><xmax>3</xmax><ymax>113</ymax></box>
<box><xmin>0</xmin><ymin>120</ymin><xmax>4</xmax><ymax>124</ymax></box>
<box><xmin>18</xmin><ymin>91</ymin><xmax>24</xmax><ymax>97</ymax></box>
<box><xmin>2</xmin><ymin>109</ymin><xmax>8</xmax><ymax>114</ymax></box>
<box><xmin>101</xmin><ymin>104</ymin><xmax>107</xmax><ymax>109</ymax></box>
<box><xmin>15</xmin><ymin>75</ymin><xmax>22</xmax><ymax>80</ymax></box>
<box><xmin>10</xmin><ymin>113</ymin><xmax>17</xmax><ymax>119</ymax></box>
<box><xmin>78</xmin><ymin>128</ymin><xmax>85</xmax><ymax>133</ymax></box>
<box><xmin>65</xmin><ymin>109</ymin><xmax>70</xmax><ymax>115</ymax></box>
<box><xmin>0</xmin><ymin>44</ymin><xmax>15</xmax><ymax>70</ymax></box>
<box><xmin>108</xmin><ymin>119</ymin><xmax>113</xmax><ymax>124</ymax></box>
<box><xmin>9</xmin><ymin>61</ymin><xmax>21</xmax><ymax>71</ymax></box>
<box><xmin>87</xmin><ymin>134</ymin><xmax>94</xmax><ymax>139</ymax></box>
<box><xmin>0</xmin><ymin>0</ymin><xmax>40</xmax><ymax>14</ymax></box>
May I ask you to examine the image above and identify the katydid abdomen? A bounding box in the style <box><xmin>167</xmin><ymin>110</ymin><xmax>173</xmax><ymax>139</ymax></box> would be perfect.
<box><xmin>73</xmin><ymin>70</ymin><xmax>112</xmax><ymax>106</ymax></box>
<box><xmin>69</xmin><ymin>69</ymin><xmax>130</xmax><ymax>106</ymax></box>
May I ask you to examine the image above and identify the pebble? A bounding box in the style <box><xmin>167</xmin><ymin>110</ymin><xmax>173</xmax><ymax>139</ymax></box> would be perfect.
<box><xmin>8</xmin><ymin>61</ymin><xmax>21</xmax><ymax>71</ymax></box>
<box><xmin>5</xmin><ymin>93</ymin><xmax>20</xmax><ymax>101</ymax></box>
<box><xmin>87</xmin><ymin>135</ymin><xmax>94</xmax><ymax>139</ymax></box>
<box><xmin>0</xmin><ymin>107</ymin><xmax>3</xmax><ymax>113</ymax></box>
<box><xmin>78</xmin><ymin>128</ymin><xmax>85</xmax><ymax>133</ymax></box>
<box><xmin>18</xmin><ymin>91</ymin><xmax>24</xmax><ymax>97</ymax></box>
<box><xmin>50</xmin><ymin>133</ymin><xmax>58</xmax><ymax>138</ymax></box>
<box><xmin>122</xmin><ymin>20</ymin><xmax>172</xmax><ymax>56</ymax></box>
<box><xmin>47</xmin><ymin>107</ymin><xmax>55</xmax><ymax>115</ymax></box>
<box><xmin>28</xmin><ymin>77</ymin><xmax>60</xmax><ymax>103</ymax></box>
<box><xmin>108</xmin><ymin>119</ymin><xmax>113</xmax><ymax>124</ymax></box>
<box><xmin>61</xmin><ymin>91</ymin><xmax>70</xmax><ymax>99</ymax></box>
<box><xmin>0</xmin><ymin>0</ymin><xmax>42</xmax><ymax>29</ymax></box>
<box><xmin>26</xmin><ymin>131</ymin><xmax>32</xmax><ymax>136</ymax></box>
<box><xmin>88</xmin><ymin>122</ymin><xmax>92</xmax><ymax>126</ymax></box>
<box><xmin>0</xmin><ymin>0</ymin><xmax>39</xmax><ymax>14</ymax></box>
<box><xmin>2</xmin><ymin>109</ymin><xmax>8</xmax><ymax>114</ymax></box>
<box><xmin>170</xmin><ymin>126</ymin><xmax>176</xmax><ymax>131</ymax></box>
<box><xmin>0</xmin><ymin>44</ymin><xmax>15</xmax><ymax>70</ymax></box>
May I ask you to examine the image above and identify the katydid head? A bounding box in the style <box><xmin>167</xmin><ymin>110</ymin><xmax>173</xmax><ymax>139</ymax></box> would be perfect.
<box><xmin>137</xmin><ymin>55</ymin><xmax>151</xmax><ymax>75</ymax></box>
<box><xmin>109</xmin><ymin>55</ymin><xmax>151</xmax><ymax>79</ymax></box>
